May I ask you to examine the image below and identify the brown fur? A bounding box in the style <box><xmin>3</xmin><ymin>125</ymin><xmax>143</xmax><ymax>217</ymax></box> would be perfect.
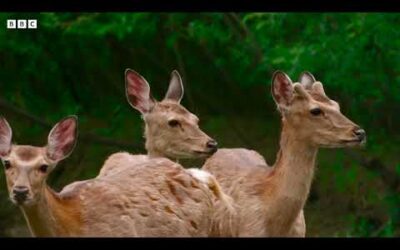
<box><xmin>14</xmin><ymin>146</ymin><xmax>41</xmax><ymax>161</ymax></box>
<box><xmin>202</xmin><ymin>72</ymin><xmax>365</xmax><ymax>237</ymax></box>
<box><xmin>96</xmin><ymin>70</ymin><xmax>239</xmax><ymax>236</ymax></box>
<box><xmin>143</xmin><ymin>100</ymin><xmax>213</xmax><ymax>159</ymax></box>
<box><xmin>3</xmin><ymin>145</ymin><xmax>238</xmax><ymax>236</ymax></box>
<box><xmin>0</xmin><ymin>117</ymin><xmax>238</xmax><ymax>237</ymax></box>
<box><xmin>79</xmin><ymin>158</ymin><xmax>237</xmax><ymax>236</ymax></box>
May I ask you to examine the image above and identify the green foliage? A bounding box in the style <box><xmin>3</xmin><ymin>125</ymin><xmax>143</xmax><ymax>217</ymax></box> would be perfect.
<box><xmin>0</xmin><ymin>12</ymin><xmax>399</xmax><ymax>236</ymax></box>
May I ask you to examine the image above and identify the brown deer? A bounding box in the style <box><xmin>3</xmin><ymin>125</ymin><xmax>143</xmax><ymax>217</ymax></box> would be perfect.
<box><xmin>98</xmin><ymin>69</ymin><xmax>218</xmax><ymax>177</ymax></box>
<box><xmin>0</xmin><ymin>116</ymin><xmax>237</xmax><ymax>237</ymax></box>
<box><xmin>202</xmin><ymin>71</ymin><xmax>366</xmax><ymax>236</ymax></box>
<box><xmin>94</xmin><ymin>69</ymin><xmax>238</xmax><ymax>236</ymax></box>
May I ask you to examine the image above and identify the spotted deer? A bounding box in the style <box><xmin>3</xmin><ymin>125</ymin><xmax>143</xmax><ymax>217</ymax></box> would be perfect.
<box><xmin>0</xmin><ymin>116</ymin><xmax>238</xmax><ymax>237</ymax></box>
<box><xmin>202</xmin><ymin>71</ymin><xmax>366</xmax><ymax>237</ymax></box>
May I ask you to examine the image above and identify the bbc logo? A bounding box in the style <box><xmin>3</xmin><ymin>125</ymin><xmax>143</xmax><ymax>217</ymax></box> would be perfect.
<box><xmin>7</xmin><ymin>19</ymin><xmax>37</xmax><ymax>29</ymax></box>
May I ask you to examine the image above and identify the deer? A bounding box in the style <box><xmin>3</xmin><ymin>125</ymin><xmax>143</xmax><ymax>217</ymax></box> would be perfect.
<box><xmin>0</xmin><ymin>116</ymin><xmax>238</xmax><ymax>237</ymax></box>
<box><xmin>94</xmin><ymin>69</ymin><xmax>238</xmax><ymax>236</ymax></box>
<box><xmin>202</xmin><ymin>71</ymin><xmax>366</xmax><ymax>237</ymax></box>
<box><xmin>98</xmin><ymin>69</ymin><xmax>219</xmax><ymax>178</ymax></box>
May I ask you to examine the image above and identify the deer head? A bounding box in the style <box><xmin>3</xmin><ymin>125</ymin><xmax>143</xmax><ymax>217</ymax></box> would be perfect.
<box><xmin>271</xmin><ymin>71</ymin><xmax>366</xmax><ymax>148</ymax></box>
<box><xmin>0</xmin><ymin>116</ymin><xmax>78</xmax><ymax>207</ymax></box>
<box><xmin>125</xmin><ymin>69</ymin><xmax>218</xmax><ymax>159</ymax></box>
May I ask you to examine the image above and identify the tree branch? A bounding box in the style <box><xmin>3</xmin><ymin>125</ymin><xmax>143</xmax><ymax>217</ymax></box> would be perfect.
<box><xmin>225</xmin><ymin>13</ymin><xmax>265</xmax><ymax>67</ymax></box>
<box><xmin>0</xmin><ymin>98</ymin><xmax>141</xmax><ymax>150</ymax></box>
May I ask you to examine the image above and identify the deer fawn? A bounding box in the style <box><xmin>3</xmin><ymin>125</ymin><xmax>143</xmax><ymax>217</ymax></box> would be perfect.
<box><xmin>202</xmin><ymin>71</ymin><xmax>366</xmax><ymax>236</ymax></box>
<box><xmin>0</xmin><ymin>116</ymin><xmax>237</xmax><ymax>236</ymax></box>
<box><xmin>98</xmin><ymin>69</ymin><xmax>218</xmax><ymax>177</ymax></box>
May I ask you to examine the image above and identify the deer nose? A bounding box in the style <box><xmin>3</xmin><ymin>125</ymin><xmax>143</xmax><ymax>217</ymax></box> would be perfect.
<box><xmin>353</xmin><ymin>128</ymin><xmax>366</xmax><ymax>141</ymax></box>
<box><xmin>206</xmin><ymin>140</ymin><xmax>218</xmax><ymax>153</ymax></box>
<box><xmin>13</xmin><ymin>186</ymin><xmax>29</xmax><ymax>197</ymax></box>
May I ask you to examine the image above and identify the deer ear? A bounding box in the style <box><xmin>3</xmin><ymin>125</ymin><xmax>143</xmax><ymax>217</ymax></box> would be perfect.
<box><xmin>125</xmin><ymin>69</ymin><xmax>156</xmax><ymax>114</ymax></box>
<box><xmin>271</xmin><ymin>71</ymin><xmax>294</xmax><ymax>108</ymax></box>
<box><xmin>164</xmin><ymin>70</ymin><xmax>184</xmax><ymax>103</ymax></box>
<box><xmin>46</xmin><ymin>116</ymin><xmax>78</xmax><ymax>162</ymax></box>
<box><xmin>299</xmin><ymin>71</ymin><xmax>316</xmax><ymax>90</ymax></box>
<box><xmin>0</xmin><ymin>117</ymin><xmax>12</xmax><ymax>157</ymax></box>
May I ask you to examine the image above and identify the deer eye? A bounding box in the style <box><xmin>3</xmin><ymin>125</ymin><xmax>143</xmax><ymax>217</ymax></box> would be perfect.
<box><xmin>168</xmin><ymin>119</ymin><xmax>180</xmax><ymax>127</ymax></box>
<box><xmin>3</xmin><ymin>160</ymin><xmax>11</xmax><ymax>170</ymax></box>
<box><xmin>310</xmin><ymin>108</ymin><xmax>323</xmax><ymax>116</ymax></box>
<box><xmin>39</xmin><ymin>164</ymin><xmax>49</xmax><ymax>173</ymax></box>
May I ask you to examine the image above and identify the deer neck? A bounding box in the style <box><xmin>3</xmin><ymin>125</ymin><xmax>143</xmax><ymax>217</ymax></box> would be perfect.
<box><xmin>146</xmin><ymin>149</ymin><xmax>179</xmax><ymax>163</ymax></box>
<box><xmin>144</xmin><ymin>120</ymin><xmax>166</xmax><ymax>159</ymax></box>
<box><xmin>146</xmin><ymin>145</ymin><xmax>166</xmax><ymax>159</ymax></box>
<box><xmin>265</xmin><ymin>122</ymin><xmax>318</xmax><ymax>229</ymax></box>
<box><xmin>20</xmin><ymin>186</ymin><xmax>80</xmax><ymax>237</ymax></box>
<box><xmin>145</xmin><ymin>131</ymin><xmax>179</xmax><ymax>162</ymax></box>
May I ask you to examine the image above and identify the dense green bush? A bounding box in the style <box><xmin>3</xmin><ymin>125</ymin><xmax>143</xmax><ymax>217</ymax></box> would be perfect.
<box><xmin>0</xmin><ymin>13</ymin><xmax>399</xmax><ymax>236</ymax></box>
